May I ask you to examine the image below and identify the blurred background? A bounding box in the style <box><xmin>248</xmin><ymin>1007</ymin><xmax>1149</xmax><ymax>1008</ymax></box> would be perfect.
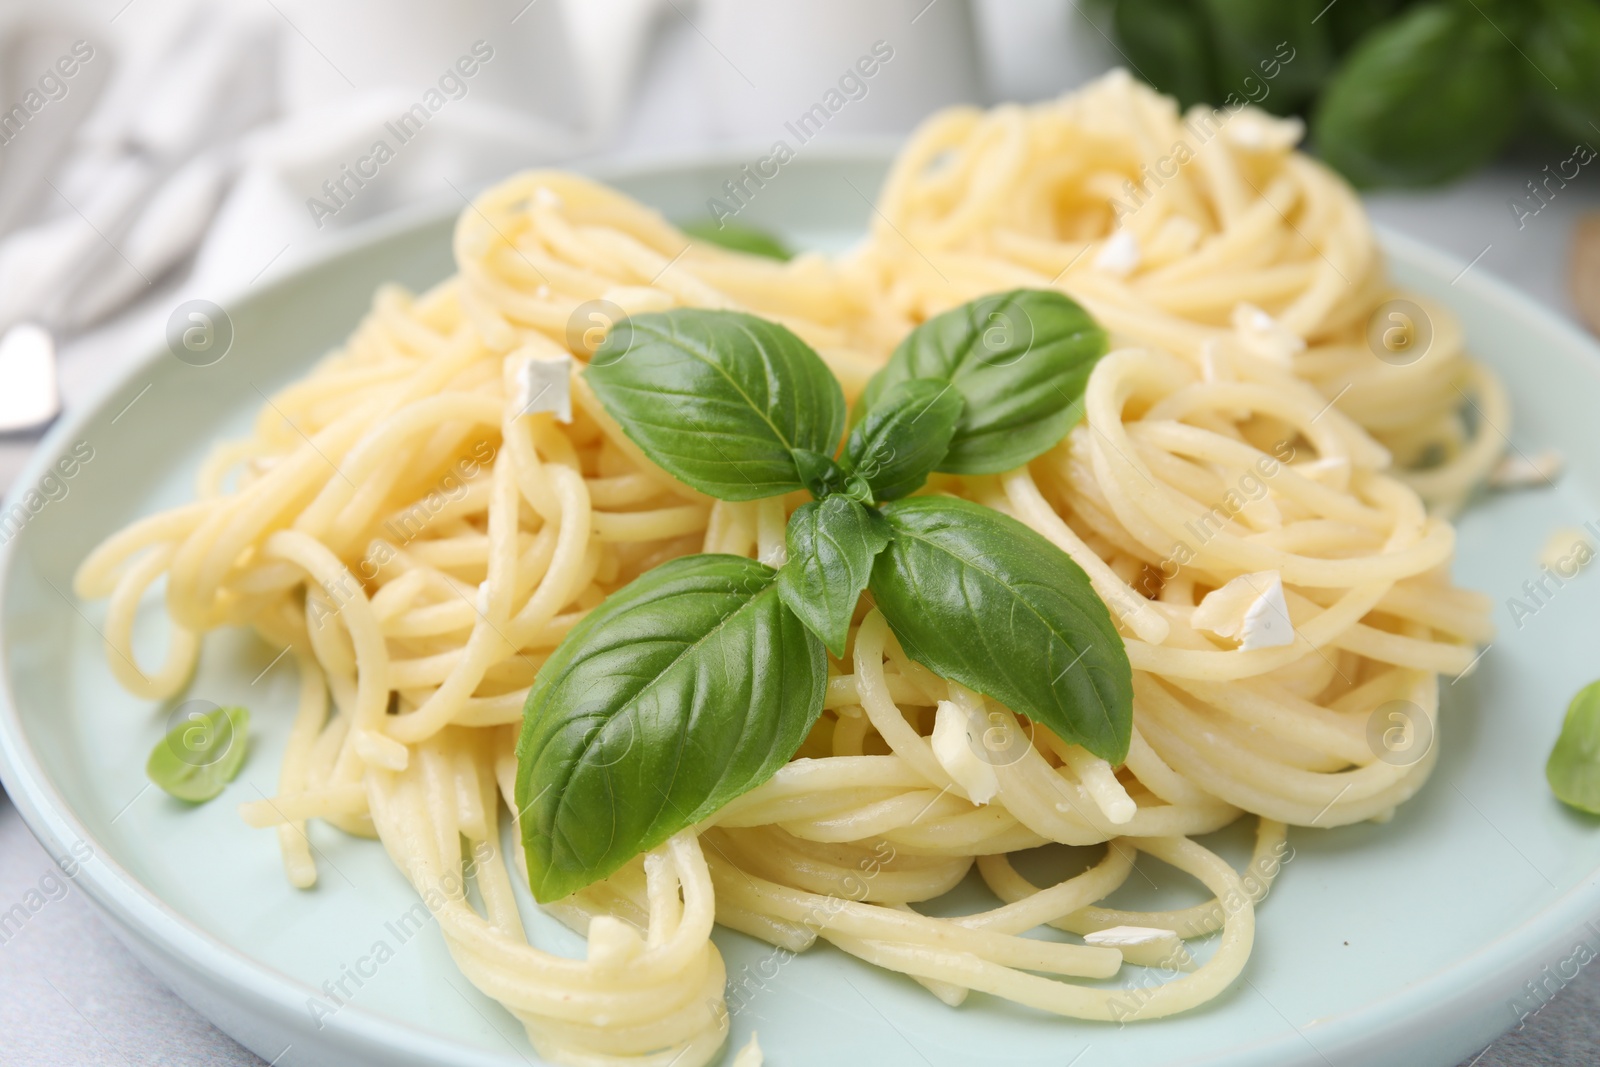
<box><xmin>2</xmin><ymin>1</ymin><xmax>1600</xmax><ymax>1064</ymax></box>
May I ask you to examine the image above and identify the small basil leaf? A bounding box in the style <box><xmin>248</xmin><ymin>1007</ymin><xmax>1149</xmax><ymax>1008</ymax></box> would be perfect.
<box><xmin>1548</xmin><ymin>680</ymin><xmax>1600</xmax><ymax>814</ymax></box>
<box><xmin>585</xmin><ymin>309</ymin><xmax>846</xmax><ymax>501</ymax></box>
<box><xmin>860</xmin><ymin>290</ymin><xmax>1107</xmax><ymax>475</ymax></box>
<box><xmin>516</xmin><ymin>554</ymin><xmax>827</xmax><ymax>902</ymax></box>
<box><xmin>841</xmin><ymin>378</ymin><xmax>963</xmax><ymax>501</ymax></box>
<box><xmin>146</xmin><ymin>705</ymin><xmax>250</xmax><ymax>803</ymax></box>
<box><xmin>679</xmin><ymin>219</ymin><xmax>793</xmax><ymax>261</ymax></box>
<box><xmin>1112</xmin><ymin>0</ymin><xmax>1219</xmax><ymax>109</ymax></box>
<box><xmin>792</xmin><ymin>447</ymin><xmax>846</xmax><ymax>500</ymax></box>
<box><xmin>869</xmin><ymin>496</ymin><xmax>1132</xmax><ymax>763</ymax></box>
<box><xmin>1311</xmin><ymin>4</ymin><xmax>1519</xmax><ymax>187</ymax></box>
<box><xmin>842</xmin><ymin>475</ymin><xmax>875</xmax><ymax>505</ymax></box>
<box><xmin>776</xmin><ymin>496</ymin><xmax>892</xmax><ymax>657</ymax></box>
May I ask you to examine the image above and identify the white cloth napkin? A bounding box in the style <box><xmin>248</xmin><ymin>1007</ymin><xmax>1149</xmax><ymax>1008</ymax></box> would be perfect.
<box><xmin>0</xmin><ymin>0</ymin><xmax>666</xmax><ymax>335</ymax></box>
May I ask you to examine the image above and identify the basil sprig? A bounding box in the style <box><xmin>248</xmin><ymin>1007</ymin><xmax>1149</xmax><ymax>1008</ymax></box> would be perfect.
<box><xmin>516</xmin><ymin>291</ymin><xmax>1129</xmax><ymax>902</ymax></box>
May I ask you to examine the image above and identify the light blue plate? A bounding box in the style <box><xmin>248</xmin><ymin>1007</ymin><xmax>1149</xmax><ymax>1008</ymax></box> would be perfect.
<box><xmin>3</xmin><ymin>149</ymin><xmax>1600</xmax><ymax>1067</ymax></box>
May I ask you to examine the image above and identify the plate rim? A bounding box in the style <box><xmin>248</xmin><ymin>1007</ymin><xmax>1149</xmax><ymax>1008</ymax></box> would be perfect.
<box><xmin>2</xmin><ymin>147</ymin><xmax>1599</xmax><ymax>1067</ymax></box>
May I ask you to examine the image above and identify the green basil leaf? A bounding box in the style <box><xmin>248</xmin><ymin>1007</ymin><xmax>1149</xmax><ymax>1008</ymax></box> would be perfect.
<box><xmin>1548</xmin><ymin>679</ymin><xmax>1600</xmax><ymax>814</ymax></box>
<box><xmin>1112</xmin><ymin>0</ymin><xmax>1220</xmax><ymax>109</ymax></box>
<box><xmin>585</xmin><ymin>309</ymin><xmax>846</xmax><ymax>500</ymax></box>
<box><xmin>841</xmin><ymin>378</ymin><xmax>963</xmax><ymax>501</ymax></box>
<box><xmin>1199</xmin><ymin>0</ymin><xmax>1333</xmax><ymax>116</ymax></box>
<box><xmin>515</xmin><ymin>554</ymin><xmax>827</xmax><ymax>902</ymax></box>
<box><xmin>869</xmin><ymin>497</ymin><xmax>1133</xmax><ymax>763</ymax></box>
<box><xmin>776</xmin><ymin>496</ymin><xmax>892</xmax><ymax>657</ymax></box>
<box><xmin>791</xmin><ymin>447</ymin><xmax>847</xmax><ymax>499</ymax></box>
<box><xmin>146</xmin><ymin>704</ymin><xmax>250</xmax><ymax>803</ymax></box>
<box><xmin>1323</xmin><ymin>0</ymin><xmax>1408</xmax><ymax>54</ymax></box>
<box><xmin>1311</xmin><ymin>4</ymin><xmax>1519</xmax><ymax>187</ymax></box>
<box><xmin>679</xmin><ymin>219</ymin><xmax>793</xmax><ymax>261</ymax></box>
<box><xmin>860</xmin><ymin>290</ymin><xmax>1107</xmax><ymax>476</ymax></box>
<box><xmin>1523</xmin><ymin>0</ymin><xmax>1600</xmax><ymax>144</ymax></box>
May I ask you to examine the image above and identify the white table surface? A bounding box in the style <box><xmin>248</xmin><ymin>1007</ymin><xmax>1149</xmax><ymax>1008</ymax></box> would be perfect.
<box><xmin>5</xmin><ymin>4</ymin><xmax>1600</xmax><ymax>1066</ymax></box>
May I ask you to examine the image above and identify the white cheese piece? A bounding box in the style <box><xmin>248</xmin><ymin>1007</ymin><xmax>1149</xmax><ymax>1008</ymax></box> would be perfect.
<box><xmin>474</xmin><ymin>580</ymin><xmax>492</xmax><ymax>617</ymax></box>
<box><xmin>731</xmin><ymin>1032</ymin><xmax>764</xmax><ymax>1067</ymax></box>
<box><xmin>516</xmin><ymin>353</ymin><xmax>573</xmax><ymax>423</ymax></box>
<box><xmin>533</xmin><ymin>186</ymin><xmax>564</xmax><ymax>211</ymax></box>
<box><xmin>1193</xmin><ymin>571</ymin><xmax>1295</xmax><ymax>651</ymax></box>
<box><xmin>1231</xmin><ymin>302</ymin><xmax>1305</xmax><ymax>365</ymax></box>
<box><xmin>1192</xmin><ymin>572</ymin><xmax>1269</xmax><ymax>638</ymax></box>
<box><xmin>1488</xmin><ymin>448</ymin><xmax>1563</xmax><ymax>489</ymax></box>
<box><xmin>931</xmin><ymin>700</ymin><xmax>999</xmax><ymax>805</ymax></box>
<box><xmin>1083</xmin><ymin>925</ymin><xmax>1196</xmax><ymax>970</ymax></box>
<box><xmin>585</xmin><ymin>915</ymin><xmax>644</xmax><ymax>969</ymax></box>
<box><xmin>0</xmin><ymin>323</ymin><xmax>59</xmax><ymax>433</ymax></box>
<box><xmin>1223</xmin><ymin>111</ymin><xmax>1304</xmax><ymax>153</ymax></box>
<box><xmin>1093</xmin><ymin>230</ymin><xmax>1141</xmax><ymax>277</ymax></box>
<box><xmin>1239</xmin><ymin>574</ymin><xmax>1295</xmax><ymax>650</ymax></box>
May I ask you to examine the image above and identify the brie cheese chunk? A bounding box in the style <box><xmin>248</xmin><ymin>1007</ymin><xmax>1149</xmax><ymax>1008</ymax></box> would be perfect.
<box><xmin>515</xmin><ymin>352</ymin><xmax>573</xmax><ymax>423</ymax></box>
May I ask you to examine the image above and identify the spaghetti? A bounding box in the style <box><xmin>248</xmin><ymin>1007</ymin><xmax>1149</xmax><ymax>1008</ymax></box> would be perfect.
<box><xmin>75</xmin><ymin>73</ymin><xmax>1497</xmax><ymax>1066</ymax></box>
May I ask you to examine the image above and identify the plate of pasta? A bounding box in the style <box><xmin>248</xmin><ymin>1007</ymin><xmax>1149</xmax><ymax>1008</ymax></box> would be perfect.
<box><xmin>4</xmin><ymin>72</ymin><xmax>1600</xmax><ymax>1067</ymax></box>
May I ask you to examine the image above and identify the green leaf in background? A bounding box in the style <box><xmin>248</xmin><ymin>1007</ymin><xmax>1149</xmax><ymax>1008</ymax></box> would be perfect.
<box><xmin>841</xmin><ymin>378</ymin><xmax>964</xmax><ymax>501</ymax></box>
<box><xmin>776</xmin><ymin>496</ymin><xmax>892</xmax><ymax>657</ymax></box>
<box><xmin>679</xmin><ymin>219</ymin><xmax>793</xmax><ymax>261</ymax></box>
<box><xmin>868</xmin><ymin>496</ymin><xmax>1134</xmax><ymax>763</ymax></box>
<box><xmin>860</xmin><ymin>290</ymin><xmax>1107</xmax><ymax>476</ymax></box>
<box><xmin>1199</xmin><ymin>0</ymin><xmax>1334</xmax><ymax>115</ymax></box>
<box><xmin>146</xmin><ymin>704</ymin><xmax>250</xmax><ymax>803</ymax></box>
<box><xmin>585</xmin><ymin>309</ymin><xmax>846</xmax><ymax>501</ymax></box>
<box><xmin>1311</xmin><ymin>3</ymin><xmax>1520</xmax><ymax>187</ymax></box>
<box><xmin>1323</xmin><ymin>0</ymin><xmax>1411</xmax><ymax>54</ymax></box>
<box><xmin>516</xmin><ymin>554</ymin><xmax>827</xmax><ymax>902</ymax></box>
<box><xmin>1111</xmin><ymin>0</ymin><xmax>1219</xmax><ymax>110</ymax></box>
<box><xmin>1548</xmin><ymin>680</ymin><xmax>1600</xmax><ymax>814</ymax></box>
<box><xmin>1523</xmin><ymin>0</ymin><xmax>1600</xmax><ymax>145</ymax></box>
